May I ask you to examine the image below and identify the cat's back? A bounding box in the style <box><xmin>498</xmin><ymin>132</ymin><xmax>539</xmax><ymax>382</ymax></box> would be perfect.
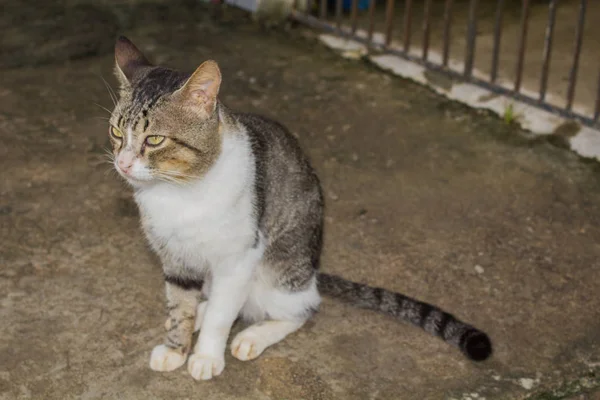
<box><xmin>235</xmin><ymin>112</ymin><xmax>316</xmax><ymax>177</ymax></box>
<box><xmin>235</xmin><ymin>112</ymin><xmax>323</xmax><ymax>236</ymax></box>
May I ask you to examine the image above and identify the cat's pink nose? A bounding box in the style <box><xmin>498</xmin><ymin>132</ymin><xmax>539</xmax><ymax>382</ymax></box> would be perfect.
<box><xmin>117</xmin><ymin>153</ymin><xmax>135</xmax><ymax>174</ymax></box>
<box><xmin>118</xmin><ymin>159</ymin><xmax>132</xmax><ymax>173</ymax></box>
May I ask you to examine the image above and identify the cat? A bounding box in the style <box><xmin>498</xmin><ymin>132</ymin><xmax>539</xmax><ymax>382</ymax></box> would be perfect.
<box><xmin>108</xmin><ymin>36</ymin><xmax>492</xmax><ymax>381</ymax></box>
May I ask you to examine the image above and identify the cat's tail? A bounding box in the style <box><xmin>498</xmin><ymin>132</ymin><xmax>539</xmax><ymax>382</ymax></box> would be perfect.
<box><xmin>317</xmin><ymin>273</ymin><xmax>492</xmax><ymax>362</ymax></box>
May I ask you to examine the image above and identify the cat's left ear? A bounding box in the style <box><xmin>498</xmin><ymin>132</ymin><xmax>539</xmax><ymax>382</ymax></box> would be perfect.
<box><xmin>175</xmin><ymin>60</ymin><xmax>222</xmax><ymax>116</ymax></box>
<box><xmin>114</xmin><ymin>36</ymin><xmax>152</xmax><ymax>90</ymax></box>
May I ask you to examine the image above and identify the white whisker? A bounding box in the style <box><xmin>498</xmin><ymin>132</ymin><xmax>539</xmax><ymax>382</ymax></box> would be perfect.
<box><xmin>158</xmin><ymin>169</ymin><xmax>202</xmax><ymax>180</ymax></box>
<box><xmin>103</xmin><ymin>167</ymin><xmax>119</xmax><ymax>177</ymax></box>
<box><xmin>100</xmin><ymin>75</ymin><xmax>118</xmax><ymax>106</ymax></box>
<box><xmin>93</xmin><ymin>102</ymin><xmax>114</xmax><ymax>115</ymax></box>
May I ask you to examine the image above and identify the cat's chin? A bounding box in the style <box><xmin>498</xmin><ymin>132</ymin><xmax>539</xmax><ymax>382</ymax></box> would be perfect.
<box><xmin>125</xmin><ymin>178</ymin><xmax>152</xmax><ymax>189</ymax></box>
<box><xmin>125</xmin><ymin>176</ymin><xmax>160</xmax><ymax>189</ymax></box>
<box><xmin>115</xmin><ymin>169</ymin><xmax>154</xmax><ymax>188</ymax></box>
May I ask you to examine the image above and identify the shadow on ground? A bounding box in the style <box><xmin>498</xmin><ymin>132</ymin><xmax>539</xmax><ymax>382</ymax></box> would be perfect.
<box><xmin>1</xmin><ymin>2</ymin><xmax>599</xmax><ymax>399</ymax></box>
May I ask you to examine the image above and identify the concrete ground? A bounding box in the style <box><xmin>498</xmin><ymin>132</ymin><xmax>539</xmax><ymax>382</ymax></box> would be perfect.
<box><xmin>1</xmin><ymin>2</ymin><xmax>600</xmax><ymax>399</ymax></box>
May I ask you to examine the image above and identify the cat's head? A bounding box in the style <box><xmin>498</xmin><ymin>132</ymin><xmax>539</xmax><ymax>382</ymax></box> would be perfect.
<box><xmin>109</xmin><ymin>36</ymin><xmax>223</xmax><ymax>187</ymax></box>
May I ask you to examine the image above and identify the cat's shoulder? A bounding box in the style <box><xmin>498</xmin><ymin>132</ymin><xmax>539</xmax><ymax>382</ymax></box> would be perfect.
<box><xmin>234</xmin><ymin>112</ymin><xmax>290</xmax><ymax>135</ymax></box>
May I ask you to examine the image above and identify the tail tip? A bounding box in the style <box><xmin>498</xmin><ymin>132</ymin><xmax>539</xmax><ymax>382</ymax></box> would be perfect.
<box><xmin>463</xmin><ymin>331</ymin><xmax>492</xmax><ymax>362</ymax></box>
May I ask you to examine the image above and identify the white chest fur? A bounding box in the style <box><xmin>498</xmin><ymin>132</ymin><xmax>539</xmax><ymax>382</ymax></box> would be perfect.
<box><xmin>134</xmin><ymin>132</ymin><xmax>257</xmax><ymax>271</ymax></box>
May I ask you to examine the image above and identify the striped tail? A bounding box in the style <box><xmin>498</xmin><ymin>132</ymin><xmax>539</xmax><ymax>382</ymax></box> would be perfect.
<box><xmin>317</xmin><ymin>273</ymin><xmax>492</xmax><ymax>362</ymax></box>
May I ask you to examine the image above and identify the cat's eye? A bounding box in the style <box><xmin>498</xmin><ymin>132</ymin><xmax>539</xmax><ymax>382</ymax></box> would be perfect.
<box><xmin>146</xmin><ymin>135</ymin><xmax>165</xmax><ymax>146</ymax></box>
<box><xmin>110</xmin><ymin>126</ymin><xmax>123</xmax><ymax>139</ymax></box>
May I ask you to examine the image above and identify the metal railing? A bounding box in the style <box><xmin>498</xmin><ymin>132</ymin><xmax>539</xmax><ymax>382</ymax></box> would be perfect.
<box><xmin>291</xmin><ymin>0</ymin><xmax>600</xmax><ymax>129</ymax></box>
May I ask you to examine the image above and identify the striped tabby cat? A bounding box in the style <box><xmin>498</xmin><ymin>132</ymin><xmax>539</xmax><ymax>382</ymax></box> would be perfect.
<box><xmin>108</xmin><ymin>36</ymin><xmax>492</xmax><ymax>381</ymax></box>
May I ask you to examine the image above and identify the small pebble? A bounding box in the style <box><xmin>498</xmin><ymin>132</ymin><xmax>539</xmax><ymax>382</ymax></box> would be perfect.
<box><xmin>518</xmin><ymin>378</ymin><xmax>535</xmax><ymax>390</ymax></box>
<box><xmin>475</xmin><ymin>265</ymin><xmax>484</xmax><ymax>274</ymax></box>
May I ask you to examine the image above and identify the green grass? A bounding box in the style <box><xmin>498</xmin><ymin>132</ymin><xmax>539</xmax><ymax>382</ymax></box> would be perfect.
<box><xmin>503</xmin><ymin>103</ymin><xmax>516</xmax><ymax>125</ymax></box>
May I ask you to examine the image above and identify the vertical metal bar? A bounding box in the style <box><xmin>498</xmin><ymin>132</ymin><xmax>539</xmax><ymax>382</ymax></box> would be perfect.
<box><xmin>464</xmin><ymin>0</ymin><xmax>478</xmax><ymax>78</ymax></box>
<box><xmin>442</xmin><ymin>0</ymin><xmax>453</xmax><ymax>67</ymax></box>
<box><xmin>335</xmin><ymin>0</ymin><xmax>343</xmax><ymax>30</ymax></box>
<box><xmin>350</xmin><ymin>0</ymin><xmax>359</xmax><ymax>34</ymax></box>
<box><xmin>490</xmin><ymin>0</ymin><xmax>504</xmax><ymax>83</ymax></box>
<box><xmin>367</xmin><ymin>0</ymin><xmax>377</xmax><ymax>43</ymax></box>
<box><xmin>539</xmin><ymin>0</ymin><xmax>557</xmax><ymax>102</ymax></box>
<box><xmin>595</xmin><ymin>68</ymin><xmax>600</xmax><ymax>122</ymax></box>
<box><xmin>566</xmin><ymin>0</ymin><xmax>587</xmax><ymax>111</ymax></box>
<box><xmin>385</xmin><ymin>0</ymin><xmax>396</xmax><ymax>47</ymax></box>
<box><xmin>320</xmin><ymin>0</ymin><xmax>326</xmax><ymax>19</ymax></box>
<box><xmin>514</xmin><ymin>0</ymin><xmax>530</xmax><ymax>92</ymax></box>
<box><xmin>403</xmin><ymin>0</ymin><xmax>413</xmax><ymax>52</ymax></box>
<box><xmin>422</xmin><ymin>0</ymin><xmax>432</xmax><ymax>61</ymax></box>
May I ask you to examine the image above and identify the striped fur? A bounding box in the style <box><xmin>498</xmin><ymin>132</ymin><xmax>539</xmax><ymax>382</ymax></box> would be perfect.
<box><xmin>318</xmin><ymin>273</ymin><xmax>492</xmax><ymax>361</ymax></box>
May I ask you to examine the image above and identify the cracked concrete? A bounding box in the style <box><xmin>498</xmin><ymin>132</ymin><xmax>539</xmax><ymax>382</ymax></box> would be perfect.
<box><xmin>1</xmin><ymin>2</ymin><xmax>599</xmax><ymax>399</ymax></box>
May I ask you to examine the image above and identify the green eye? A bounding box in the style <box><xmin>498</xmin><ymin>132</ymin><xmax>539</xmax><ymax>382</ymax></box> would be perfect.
<box><xmin>110</xmin><ymin>126</ymin><xmax>123</xmax><ymax>139</ymax></box>
<box><xmin>146</xmin><ymin>135</ymin><xmax>165</xmax><ymax>146</ymax></box>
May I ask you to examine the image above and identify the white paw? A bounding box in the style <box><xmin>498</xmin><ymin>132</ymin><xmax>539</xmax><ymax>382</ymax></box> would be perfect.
<box><xmin>231</xmin><ymin>330</ymin><xmax>267</xmax><ymax>361</ymax></box>
<box><xmin>193</xmin><ymin>302</ymin><xmax>208</xmax><ymax>333</ymax></box>
<box><xmin>149</xmin><ymin>344</ymin><xmax>187</xmax><ymax>372</ymax></box>
<box><xmin>187</xmin><ymin>353</ymin><xmax>225</xmax><ymax>380</ymax></box>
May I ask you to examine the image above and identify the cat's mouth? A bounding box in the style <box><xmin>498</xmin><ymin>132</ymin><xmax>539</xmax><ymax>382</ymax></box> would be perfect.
<box><xmin>114</xmin><ymin>162</ymin><xmax>153</xmax><ymax>185</ymax></box>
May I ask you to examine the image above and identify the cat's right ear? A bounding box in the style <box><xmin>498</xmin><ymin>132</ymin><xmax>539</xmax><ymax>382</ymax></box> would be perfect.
<box><xmin>114</xmin><ymin>36</ymin><xmax>151</xmax><ymax>90</ymax></box>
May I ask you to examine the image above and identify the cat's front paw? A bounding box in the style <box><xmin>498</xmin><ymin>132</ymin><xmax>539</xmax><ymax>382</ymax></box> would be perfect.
<box><xmin>149</xmin><ymin>344</ymin><xmax>187</xmax><ymax>372</ymax></box>
<box><xmin>187</xmin><ymin>353</ymin><xmax>225</xmax><ymax>380</ymax></box>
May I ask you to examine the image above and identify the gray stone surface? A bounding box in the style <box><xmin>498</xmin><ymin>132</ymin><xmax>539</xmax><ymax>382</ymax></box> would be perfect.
<box><xmin>1</xmin><ymin>4</ymin><xmax>599</xmax><ymax>399</ymax></box>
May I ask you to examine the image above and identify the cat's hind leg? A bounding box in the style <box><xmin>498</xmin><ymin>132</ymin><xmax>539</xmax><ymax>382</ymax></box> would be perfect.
<box><xmin>231</xmin><ymin>319</ymin><xmax>305</xmax><ymax>361</ymax></box>
<box><xmin>232</xmin><ymin>273</ymin><xmax>320</xmax><ymax>361</ymax></box>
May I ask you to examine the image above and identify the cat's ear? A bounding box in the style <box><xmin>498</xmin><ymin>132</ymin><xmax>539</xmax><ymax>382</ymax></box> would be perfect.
<box><xmin>114</xmin><ymin>36</ymin><xmax>151</xmax><ymax>89</ymax></box>
<box><xmin>175</xmin><ymin>60</ymin><xmax>222</xmax><ymax>116</ymax></box>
